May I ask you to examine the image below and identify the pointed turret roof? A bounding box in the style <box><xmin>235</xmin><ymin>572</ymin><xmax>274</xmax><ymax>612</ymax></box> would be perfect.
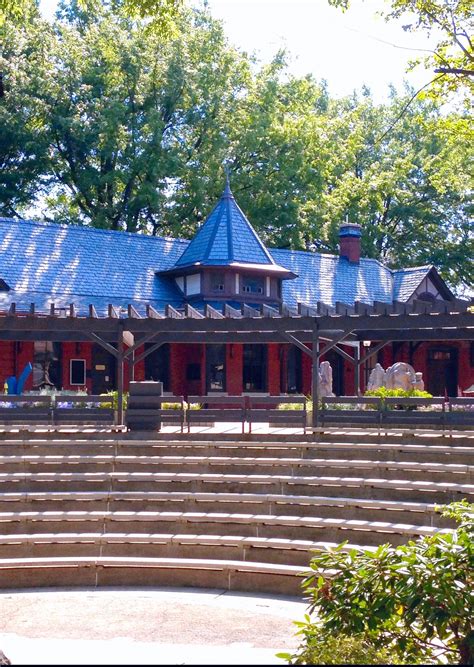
<box><xmin>165</xmin><ymin>179</ymin><xmax>295</xmax><ymax>277</ymax></box>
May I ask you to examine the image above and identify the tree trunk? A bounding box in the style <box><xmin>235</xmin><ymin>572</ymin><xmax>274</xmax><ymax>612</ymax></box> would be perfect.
<box><xmin>458</xmin><ymin>630</ymin><xmax>474</xmax><ymax>665</ymax></box>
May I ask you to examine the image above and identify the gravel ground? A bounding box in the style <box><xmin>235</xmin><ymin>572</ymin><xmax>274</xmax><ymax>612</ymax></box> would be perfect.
<box><xmin>0</xmin><ymin>587</ymin><xmax>307</xmax><ymax>665</ymax></box>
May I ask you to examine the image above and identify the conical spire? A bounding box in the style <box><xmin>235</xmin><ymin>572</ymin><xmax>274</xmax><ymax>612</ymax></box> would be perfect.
<box><xmin>173</xmin><ymin>178</ymin><xmax>279</xmax><ymax>269</ymax></box>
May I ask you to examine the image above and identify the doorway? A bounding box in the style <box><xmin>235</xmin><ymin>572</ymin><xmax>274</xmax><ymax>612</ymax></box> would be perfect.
<box><xmin>144</xmin><ymin>343</ymin><xmax>170</xmax><ymax>391</ymax></box>
<box><xmin>322</xmin><ymin>349</ymin><xmax>345</xmax><ymax>396</ymax></box>
<box><xmin>427</xmin><ymin>347</ymin><xmax>458</xmax><ymax>397</ymax></box>
<box><xmin>91</xmin><ymin>345</ymin><xmax>117</xmax><ymax>394</ymax></box>
<box><xmin>206</xmin><ymin>344</ymin><xmax>226</xmax><ymax>393</ymax></box>
<box><xmin>287</xmin><ymin>346</ymin><xmax>302</xmax><ymax>394</ymax></box>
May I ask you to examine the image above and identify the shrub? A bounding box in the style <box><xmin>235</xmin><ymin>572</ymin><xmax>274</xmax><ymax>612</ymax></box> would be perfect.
<box><xmin>100</xmin><ymin>390</ymin><xmax>128</xmax><ymax>411</ymax></box>
<box><xmin>281</xmin><ymin>501</ymin><xmax>473</xmax><ymax>665</ymax></box>
<box><xmin>277</xmin><ymin>632</ymin><xmax>395</xmax><ymax>665</ymax></box>
<box><xmin>365</xmin><ymin>387</ymin><xmax>433</xmax><ymax>399</ymax></box>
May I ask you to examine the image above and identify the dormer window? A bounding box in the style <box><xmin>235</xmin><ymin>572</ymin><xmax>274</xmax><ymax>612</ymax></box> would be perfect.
<box><xmin>417</xmin><ymin>291</ymin><xmax>436</xmax><ymax>303</ymax></box>
<box><xmin>210</xmin><ymin>271</ymin><xmax>225</xmax><ymax>293</ymax></box>
<box><xmin>241</xmin><ymin>275</ymin><xmax>264</xmax><ymax>295</ymax></box>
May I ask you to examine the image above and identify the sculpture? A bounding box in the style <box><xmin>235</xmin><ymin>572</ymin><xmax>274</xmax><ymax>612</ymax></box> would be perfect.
<box><xmin>367</xmin><ymin>363</ymin><xmax>386</xmax><ymax>391</ymax></box>
<box><xmin>414</xmin><ymin>372</ymin><xmax>425</xmax><ymax>392</ymax></box>
<box><xmin>319</xmin><ymin>360</ymin><xmax>334</xmax><ymax>397</ymax></box>
<box><xmin>385</xmin><ymin>362</ymin><xmax>417</xmax><ymax>391</ymax></box>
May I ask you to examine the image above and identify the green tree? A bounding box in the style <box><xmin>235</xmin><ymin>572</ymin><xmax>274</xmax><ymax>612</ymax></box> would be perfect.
<box><xmin>282</xmin><ymin>501</ymin><xmax>474</xmax><ymax>665</ymax></box>
<box><xmin>314</xmin><ymin>90</ymin><xmax>473</xmax><ymax>289</ymax></box>
<box><xmin>0</xmin><ymin>1</ymin><xmax>471</xmax><ymax>293</ymax></box>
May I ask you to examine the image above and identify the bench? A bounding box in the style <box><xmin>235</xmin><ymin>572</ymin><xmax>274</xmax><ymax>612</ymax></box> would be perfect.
<box><xmin>382</xmin><ymin>397</ymin><xmax>445</xmax><ymax>426</ymax></box>
<box><xmin>0</xmin><ymin>395</ymin><xmax>53</xmax><ymax>426</ymax></box>
<box><xmin>186</xmin><ymin>395</ymin><xmax>246</xmax><ymax>434</ymax></box>
<box><xmin>52</xmin><ymin>395</ymin><xmax>114</xmax><ymax>426</ymax></box>
<box><xmin>447</xmin><ymin>398</ymin><xmax>474</xmax><ymax>427</ymax></box>
<box><xmin>321</xmin><ymin>397</ymin><xmax>382</xmax><ymax>427</ymax></box>
<box><xmin>247</xmin><ymin>395</ymin><xmax>307</xmax><ymax>433</ymax></box>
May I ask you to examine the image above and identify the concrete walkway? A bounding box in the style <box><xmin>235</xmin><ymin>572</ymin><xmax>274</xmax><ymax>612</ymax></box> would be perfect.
<box><xmin>0</xmin><ymin>587</ymin><xmax>307</xmax><ymax>665</ymax></box>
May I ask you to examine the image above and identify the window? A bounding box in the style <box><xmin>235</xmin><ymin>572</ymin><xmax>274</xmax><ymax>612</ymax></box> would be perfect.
<box><xmin>206</xmin><ymin>345</ymin><xmax>226</xmax><ymax>392</ymax></box>
<box><xmin>241</xmin><ymin>275</ymin><xmax>264</xmax><ymax>295</ymax></box>
<box><xmin>186</xmin><ymin>273</ymin><xmax>201</xmax><ymax>295</ymax></box>
<box><xmin>243</xmin><ymin>344</ymin><xmax>267</xmax><ymax>392</ymax></box>
<box><xmin>70</xmin><ymin>359</ymin><xmax>86</xmax><ymax>386</ymax></box>
<box><xmin>429</xmin><ymin>350</ymin><xmax>452</xmax><ymax>361</ymax></box>
<box><xmin>287</xmin><ymin>346</ymin><xmax>302</xmax><ymax>394</ymax></box>
<box><xmin>210</xmin><ymin>271</ymin><xmax>225</xmax><ymax>293</ymax></box>
<box><xmin>33</xmin><ymin>341</ymin><xmax>62</xmax><ymax>390</ymax></box>
<box><xmin>186</xmin><ymin>363</ymin><xmax>201</xmax><ymax>381</ymax></box>
<box><xmin>417</xmin><ymin>291</ymin><xmax>436</xmax><ymax>303</ymax></box>
<box><xmin>144</xmin><ymin>343</ymin><xmax>170</xmax><ymax>391</ymax></box>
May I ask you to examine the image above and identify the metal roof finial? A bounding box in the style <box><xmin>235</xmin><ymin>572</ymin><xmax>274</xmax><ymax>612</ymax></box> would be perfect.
<box><xmin>223</xmin><ymin>160</ymin><xmax>232</xmax><ymax>196</ymax></box>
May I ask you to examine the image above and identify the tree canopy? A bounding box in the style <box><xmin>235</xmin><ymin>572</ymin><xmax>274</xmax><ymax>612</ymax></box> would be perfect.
<box><xmin>0</xmin><ymin>0</ymin><xmax>472</xmax><ymax>292</ymax></box>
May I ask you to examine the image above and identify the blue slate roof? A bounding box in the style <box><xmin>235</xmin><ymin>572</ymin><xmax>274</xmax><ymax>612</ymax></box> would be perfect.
<box><xmin>271</xmin><ymin>249</ymin><xmax>394</xmax><ymax>307</ymax></box>
<box><xmin>392</xmin><ymin>266</ymin><xmax>432</xmax><ymax>302</ymax></box>
<box><xmin>172</xmin><ymin>181</ymin><xmax>285</xmax><ymax>271</ymax></box>
<box><xmin>0</xmin><ymin>217</ymin><xmax>186</xmax><ymax>315</ymax></box>
<box><xmin>0</xmin><ymin>215</ymin><xmax>437</xmax><ymax>316</ymax></box>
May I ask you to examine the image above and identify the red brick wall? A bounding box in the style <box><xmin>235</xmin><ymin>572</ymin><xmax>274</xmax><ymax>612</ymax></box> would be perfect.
<box><xmin>226</xmin><ymin>344</ymin><xmax>243</xmax><ymax>395</ymax></box>
<box><xmin>170</xmin><ymin>343</ymin><xmax>205</xmax><ymax>398</ymax></box>
<box><xmin>0</xmin><ymin>342</ymin><xmax>15</xmax><ymax>388</ymax></box>
<box><xmin>132</xmin><ymin>345</ymin><xmax>145</xmax><ymax>382</ymax></box>
<box><xmin>267</xmin><ymin>344</ymin><xmax>281</xmax><ymax>395</ymax></box>
<box><xmin>458</xmin><ymin>341</ymin><xmax>473</xmax><ymax>393</ymax></box>
<box><xmin>17</xmin><ymin>342</ymin><xmax>34</xmax><ymax>391</ymax></box>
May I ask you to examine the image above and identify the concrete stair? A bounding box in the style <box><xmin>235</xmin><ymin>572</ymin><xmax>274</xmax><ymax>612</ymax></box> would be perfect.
<box><xmin>0</xmin><ymin>428</ymin><xmax>472</xmax><ymax>595</ymax></box>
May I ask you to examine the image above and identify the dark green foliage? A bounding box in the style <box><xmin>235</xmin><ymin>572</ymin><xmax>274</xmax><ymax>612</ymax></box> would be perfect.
<box><xmin>282</xmin><ymin>501</ymin><xmax>473</xmax><ymax>665</ymax></box>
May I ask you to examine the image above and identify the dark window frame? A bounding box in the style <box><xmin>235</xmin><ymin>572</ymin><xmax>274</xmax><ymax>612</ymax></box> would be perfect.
<box><xmin>243</xmin><ymin>344</ymin><xmax>268</xmax><ymax>392</ymax></box>
<box><xmin>206</xmin><ymin>344</ymin><xmax>226</xmax><ymax>392</ymax></box>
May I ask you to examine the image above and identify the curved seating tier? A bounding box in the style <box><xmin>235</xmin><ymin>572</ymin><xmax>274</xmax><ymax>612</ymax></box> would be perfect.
<box><xmin>0</xmin><ymin>428</ymin><xmax>472</xmax><ymax>595</ymax></box>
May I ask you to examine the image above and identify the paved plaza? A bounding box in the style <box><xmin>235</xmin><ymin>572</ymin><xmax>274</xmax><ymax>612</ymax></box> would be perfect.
<box><xmin>0</xmin><ymin>587</ymin><xmax>306</xmax><ymax>665</ymax></box>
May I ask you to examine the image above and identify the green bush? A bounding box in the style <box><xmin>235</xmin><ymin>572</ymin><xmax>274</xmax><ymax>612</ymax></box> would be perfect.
<box><xmin>281</xmin><ymin>501</ymin><xmax>473</xmax><ymax>665</ymax></box>
<box><xmin>100</xmin><ymin>390</ymin><xmax>128</xmax><ymax>410</ymax></box>
<box><xmin>277</xmin><ymin>632</ymin><xmax>395</xmax><ymax>665</ymax></box>
<box><xmin>365</xmin><ymin>387</ymin><xmax>433</xmax><ymax>399</ymax></box>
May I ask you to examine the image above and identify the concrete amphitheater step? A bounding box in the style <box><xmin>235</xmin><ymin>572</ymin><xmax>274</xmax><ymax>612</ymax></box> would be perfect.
<box><xmin>1</xmin><ymin>426</ymin><xmax>473</xmax><ymax>440</ymax></box>
<box><xmin>0</xmin><ymin>434</ymin><xmax>474</xmax><ymax>456</ymax></box>
<box><xmin>0</xmin><ymin>455</ymin><xmax>472</xmax><ymax>484</ymax></box>
<box><xmin>0</xmin><ymin>531</ymin><xmax>376</xmax><ymax>564</ymax></box>
<box><xmin>0</xmin><ymin>509</ymin><xmax>454</xmax><ymax>546</ymax></box>
<box><xmin>0</xmin><ymin>556</ymin><xmax>304</xmax><ymax>595</ymax></box>
<box><xmin>0</xmin><ymin>491</ymin><xmax>454</xmax><ymax>527</ymax></box>
<box><xmin>1</xmin><ymin>471</ymin><xmax>472</xmax><ymax>503</ymax></box>
<box><xmin>1</xmin><ymin>439</ymin><xmax>473</xmax><ymax>465</ymax></box>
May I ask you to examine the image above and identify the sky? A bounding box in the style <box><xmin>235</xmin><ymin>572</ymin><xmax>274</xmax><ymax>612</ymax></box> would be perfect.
<box><xmin>39</xmin><ymin>0</ymin><xmax>439</xmax><ymax>102</ymax></box>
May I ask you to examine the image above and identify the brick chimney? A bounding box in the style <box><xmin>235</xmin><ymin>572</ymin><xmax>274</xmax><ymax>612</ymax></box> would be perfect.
<box><xmin>339</xmin><ymin>222</ymin><xmax>362</xmax><ymax>263</ymax></box>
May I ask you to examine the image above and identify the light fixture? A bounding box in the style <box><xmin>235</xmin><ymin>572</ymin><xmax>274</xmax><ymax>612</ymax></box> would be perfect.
<box><xmin>363</xmin><ymin>340</ymin><xmax>371</xmax><ymax>347</ymax></box>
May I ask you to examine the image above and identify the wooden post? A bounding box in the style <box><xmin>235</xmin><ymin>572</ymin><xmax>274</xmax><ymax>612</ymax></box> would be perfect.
<box><xmin>117</xmin><ymin>328</ymin><xmax>124</xmax><ymax>426</ymax></box>
<box><xmin>354</xmin><ymin>343</ymin><xmax>361</xmax><ymax>396</ymax></box>
<box><xmin>312</xmin><ymin>326</ymin><xmax>320</xmax><ymax>428</ymax></box>
<box><xmin>129</xmin><ymin>348</ymin><xmax>135</xmax><ymax>382</ymax></box>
